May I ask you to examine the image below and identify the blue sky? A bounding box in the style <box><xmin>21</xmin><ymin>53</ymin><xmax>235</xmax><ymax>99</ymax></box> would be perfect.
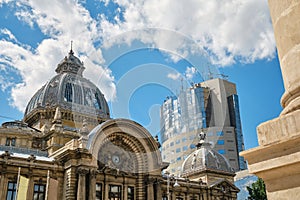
<box><xmin>0</xmin><ymin>0</ymin><xmax>284</xmax><ymax>150</ymax></box>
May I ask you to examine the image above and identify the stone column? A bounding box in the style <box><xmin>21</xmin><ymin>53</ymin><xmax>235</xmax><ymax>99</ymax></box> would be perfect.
<box><xmin>64</xmin><ymin>167</ymin><xmax>77</xmax><ymax>200</ymax></box>
<box><xmin>241</xmin><ymin>2</ymin><xmax>300</xmax><ymax>199</ymax></box>
<box><xmin>156</xmin><ymin>180</ymin><xmax>162</xmax><ymax>200</ymax></box>
<box><xmin>268</xmin><ymin>0</ymin><xmax>300</xmax><ymax>115</ymax></box>
<box><xmin>185</xmin><ymin>192</ymin><xmax>190</xmax><ymax>200</ymax></box>
<box><xmin>88</xmin><ymin>170</ymin><xmax>97</xmax><ymax>200</ymax></box>
<box><xmin>147</xmin><ymin>179</ymin><xmax>154</xmax><ymax>200</ymax></box>
<box><xmin>171</xmin><ymin>191</ymin><xmax>176</xmax><ymax>200</ymax></box>
<box><xmin>136</xmin><ymin>175</ymin><xmax>145</xmax><ymax>199</ymax></box>
<box><xmin>0</xmin><ymin>172</ymin><xmax>6</xmax><ymax>199</ymax></box>
<box><xmin>104</xmin><ymin>180</ymin><xmax>108</xmax><ymax>200</ymax></box>
<box><xmin>123</xmin><ymin>186</ymin><xmax>127</xmax><ymax>200</ymax></box>
<box><xmin>76</xmin><ymin>167</ymin><xmax>89</xmax><ymax>200</ymax></box>
<box><xmin>26</xmin><ymin>171</ymin><xmax>34</xmax><ymax>200</ymax></box>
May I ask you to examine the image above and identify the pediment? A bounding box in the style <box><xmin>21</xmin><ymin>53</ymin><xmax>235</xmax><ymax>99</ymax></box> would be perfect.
<box><xmin>210</xmin><ymin>178</ymin><xmax>240</xmax><ymax>193</ymax></box>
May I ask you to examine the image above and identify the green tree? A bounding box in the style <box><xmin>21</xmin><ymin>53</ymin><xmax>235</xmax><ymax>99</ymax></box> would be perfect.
<box><xmin>247</xmin><ymin>178</ymin><xmax>267</xmax><ymax>200</ymax></box>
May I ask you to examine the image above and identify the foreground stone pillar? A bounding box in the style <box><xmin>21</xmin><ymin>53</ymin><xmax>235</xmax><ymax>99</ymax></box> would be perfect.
<box><xmin>241</xmin><ymin>1</ymin><xmax>300</xmax><ymax>199</ymax></box>
<box><xmin>269</xmin><ymin>0</ymin><xmax>300</xmax><ymax>115</ymax></box>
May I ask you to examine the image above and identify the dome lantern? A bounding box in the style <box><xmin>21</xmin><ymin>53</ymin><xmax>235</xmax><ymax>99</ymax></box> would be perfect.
<box><xmin>55</xmin><ymin>44</ymin><xmax>85</xmax><ymax>76</ymax></box>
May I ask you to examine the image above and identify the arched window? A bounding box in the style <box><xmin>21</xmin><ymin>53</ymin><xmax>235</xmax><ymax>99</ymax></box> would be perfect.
<box><xmin>73</xmin><ymin>84</ymin><xmax>82</xmax><ymax>104</ymax></box>
<box><xmin>94</xmin><ymin>92</ymin><xmax>102</xmax><ymax>109</ymax></box>
<box><xmin>64</xmin><ymin>83</ymin><xmax>73</xmax><ymax>102</ymax></box>
<box><xmin>84</xmin><ymin>88</ymin><xmax>93</xmax><ymax>106</ymax></box>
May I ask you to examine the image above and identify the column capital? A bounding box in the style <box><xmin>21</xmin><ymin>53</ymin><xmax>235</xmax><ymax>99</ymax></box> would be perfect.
<box><xmin>77</xmin><ymin>167</ymin><xmax>89</xmax><ymax>175</ymax></box>
<box><xmin>90</xmin><ymin>169</ymin><xmax>98</xmax><ymax>178</ymax></box>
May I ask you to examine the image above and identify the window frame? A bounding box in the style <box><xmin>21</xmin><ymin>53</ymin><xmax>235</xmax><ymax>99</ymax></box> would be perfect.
<box><xmin>182</xmin><ymin>146</ymin><xmax>188</xmax><ymax>151</ymax></box>
<box><xmin>5</xmin><ymin>138</ymin><xmax>16</xmax><ymax>146</ymax></box>
<box><xmin>6</xmin><ymin>181</ymin><xmax>17</xmax><ymax>200</ymax></box>
<box><xmin>217</xmin><ymin>131</ymin><xmax>224</xmax><ymax>136</ymax></box>
<box><xmin>64</xmin><ymin>82</ymin><xmax>73</xmax><ymax>102</ymax></box>
<box><xmin>33</xmin><ymin>183</ymin><xmax>46</xmax><ymax>200</ymax></box>
<box><xmin>96</xmin><ymin>183</ymin><xmax>102</xmax><ymax>200</ymax></box>
<box><xmin>218</xmin><ymin>149</ymin><xmax>226</xmax><ymax>154</ymax></box>
<box><xmin>5</xmin><ymin>138</ymin><xmax>11</xmax><ymax>146</ymax></box>
<box><xmin>217</xmin><ymin>140</ymin><xmax>225</xmax><ymax>145</ymax></box>
<box><xmin>109</xmin><ymin>184</ymin><xmax>121</xmax><ymax>200</ymax></box>
<box><xmin>127</xmin><ymin>186</ymin><xmax>134</xmax><ymax>200</ymax></box>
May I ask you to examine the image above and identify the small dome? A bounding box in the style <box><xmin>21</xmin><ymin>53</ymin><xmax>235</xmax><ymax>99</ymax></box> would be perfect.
<box><xmin>24</xmin><ymin>50</ymin><xmax>110</xmax><ymax>127</ymax></box>
<box><xmin>182</xmin><ymin>143</ymin><xmax>234</xmax><ymax>175</ymax></box>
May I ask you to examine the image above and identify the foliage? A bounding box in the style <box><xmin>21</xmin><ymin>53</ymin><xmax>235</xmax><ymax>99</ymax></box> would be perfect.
<box><xmin>246</xmin><ymin>178</ymin><xmax>267</xmax><ymax>200</ymax></box>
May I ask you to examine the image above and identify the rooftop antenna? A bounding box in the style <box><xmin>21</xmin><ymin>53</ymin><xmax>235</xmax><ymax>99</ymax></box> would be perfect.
<box><xmin>181</xmin><ymin>77</ymin><xmax>184</xmax><ymax>92</ymax></box>
<box><xmin>208</xmin><ymin>67</ymin><xmax>214</xmax><ymax>80</ymax></box>
<box><xmin>218</xmin><ymin>68</ymin><xmax>229</xmax><ymax>80</ymax></box>
<box><xmin>220</xmin><ymin>73</ymin><xmax>229</xmax><ymax>80</ymax></box>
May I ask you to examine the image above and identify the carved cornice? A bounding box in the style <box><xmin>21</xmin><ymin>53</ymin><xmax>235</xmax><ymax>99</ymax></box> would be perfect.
<box><xmin>0</xmin><ymin>151</ymin><xmax>11</xmax><ymax>159</ymax></box>
<box><xmin>257</xmin><ymin>109</ymin><xmax>300</xmax><ymax>146</ymax></box>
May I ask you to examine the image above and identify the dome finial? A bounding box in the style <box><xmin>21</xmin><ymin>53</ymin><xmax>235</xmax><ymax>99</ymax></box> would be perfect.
<box><xmin>69</xmin><ymin>40</ymin><xmax>74</xmax><ymax>55</ymax></box>
<box><xmin>196</xmin><ymin>129</ymin><xmax>206</xmax><ymax>149</ymax></box>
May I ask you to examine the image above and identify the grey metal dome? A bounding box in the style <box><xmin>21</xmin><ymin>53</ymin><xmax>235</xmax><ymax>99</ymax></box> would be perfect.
<box><xmin>24</xmin><ymin>49</ymin><xmax>110</xmax><ymax>124</ymax></box>
<box><xmin>181</xmin><ymin>143</ymin><xmax>234</xmax><ymax>175</ymax></box>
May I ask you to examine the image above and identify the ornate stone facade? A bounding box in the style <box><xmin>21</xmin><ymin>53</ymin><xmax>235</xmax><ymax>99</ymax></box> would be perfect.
<box><xmin>0</xmin><ymin>49</ymin><xmax>239</xmax><ymax>200</ymax></box>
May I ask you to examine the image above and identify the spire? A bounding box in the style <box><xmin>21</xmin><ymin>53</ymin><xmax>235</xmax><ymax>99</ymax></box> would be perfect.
<box><xmin>50</xmin><ymin>107</ymin><xmax>63</xmax><ymax>132</ymax></box>
<box><xmin>79</xmin><ymin>119</ymin><xmax>89</xmax><ymax>136</ymax></box>
<box><xmin>41</xmin><ymin>120</ymin><xmax>51</xmax><ymax>134</ymax></box>
<box><xmin>69</xmin><ymin>40</ymin><xmax>74</xmax><ymax>55</ymax></box>
<box><xmin>53</xmin><ymin>107</ymin><xmax>62</xmax><ymax>123</ymax></box>
<box><xmin>79</xmin><ymin>119</ymin><xmax>89</xmax><ymax>148</ymax></box>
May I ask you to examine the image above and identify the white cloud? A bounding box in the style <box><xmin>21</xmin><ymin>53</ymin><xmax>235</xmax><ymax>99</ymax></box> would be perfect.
<box><xmin>0</xmin><ymin>0</ymin><xmax>276</xmax><ymax>114</ymax></box>
<box><xmin>0</xmin><ymin>29</ymin><xmax>17</xmax><ymax>42</ymax></box>
<box><xmin>0</xmin><ymin>0</ymin><xmax>116</xmax><ymax>113</ymax></box>
<box><xmin>167</xmin><ymin>72</ymin><xmax>181</xmax><ymax>80</ymax></box>
<box><xmin>185</xmin><ymin>66</ymin><xmax>197</xmax><ymax>80</ymax></box>
<box><xmin>0</xmin><ymin>74</ymin><xmax>14</xmax><ymax>91</ymax></box>
<box><xmin>100</xmin><ymin>0</ymin><xmax>276</xmax><ymax>66</ymax></box>
<box><xmin>166</xmin><ymin>66</ymin><xmax>198</xmax><ymax>83</ymax></box>
<box><xmin>0</xmin><ymin>0</ymin><xmax>12</xmax><ymax>6</ymax></box>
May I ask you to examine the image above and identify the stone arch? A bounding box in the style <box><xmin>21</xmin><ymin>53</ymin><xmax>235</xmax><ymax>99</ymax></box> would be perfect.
<box><xmin>87</xmin><ymin>118</ymin><xmax>163</xmax><ymax>174</ymax></box>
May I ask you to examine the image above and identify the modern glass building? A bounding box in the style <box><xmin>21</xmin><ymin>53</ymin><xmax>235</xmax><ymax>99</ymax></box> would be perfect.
<box><xmin>228</xmin><ymin>94</ymin><xmax>247</xmax><ymax>170</ymax></box>
<box><xmin>160</xmin><ymin>78</ymin><xmax>247</xmax><ymax>174</ymax></box>
<box><xmin>160</xmin><ymin>84</ymin><xmax>208</xmax><ymax>144</ymax></box>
